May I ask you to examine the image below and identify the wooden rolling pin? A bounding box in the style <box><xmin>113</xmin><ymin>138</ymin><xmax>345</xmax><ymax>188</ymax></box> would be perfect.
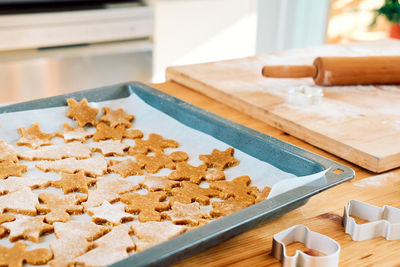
<box><xmin>262</xmin><ymin>56</ymin><xmax>400</xmax><ymax>86</ymax></box>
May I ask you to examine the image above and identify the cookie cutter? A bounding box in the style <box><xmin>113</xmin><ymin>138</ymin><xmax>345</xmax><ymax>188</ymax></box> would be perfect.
<box><xmin>287</xmin><ymin>85</ymin><xmax>323</xmax><ymax>106</ymax></box>
<box><xmin>343</xmin><ymin>200</ymin><xmax>400</xmax><ymax>241</ymax></box>
<box><xmin>271</xmin><ymin>225</ymin><xmax>340</xmax><ymax>267</ymax></box>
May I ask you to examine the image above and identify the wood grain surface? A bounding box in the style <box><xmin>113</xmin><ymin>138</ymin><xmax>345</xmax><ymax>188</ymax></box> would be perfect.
<box><xmin>151</xmin><ymin>81</ymin><xmax>400</xmax><ymax>267</ymax></box>
<box><xmin>166</xmin><ymin>39</ymin><xmax>400</xmax><ymax>173</ymax></box>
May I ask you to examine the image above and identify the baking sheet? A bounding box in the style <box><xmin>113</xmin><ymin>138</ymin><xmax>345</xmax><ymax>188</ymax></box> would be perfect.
<box><xmin>0</xmin><ymin>82</ymin><xmax>352</xmax><ymax>266</ymax></box>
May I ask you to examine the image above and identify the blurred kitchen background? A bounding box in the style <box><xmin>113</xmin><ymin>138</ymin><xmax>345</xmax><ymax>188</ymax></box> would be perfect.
<box><xmin>0</xmin><ymin>0</ymin><xmax>395</xmax><ymax>103</ymax></box>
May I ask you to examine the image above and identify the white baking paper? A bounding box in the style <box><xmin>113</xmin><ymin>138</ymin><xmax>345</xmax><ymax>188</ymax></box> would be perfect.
<box><xmin>0</xmin><ymin>92</ymin><xmax>326</xmax><ymax>264</ymax></box>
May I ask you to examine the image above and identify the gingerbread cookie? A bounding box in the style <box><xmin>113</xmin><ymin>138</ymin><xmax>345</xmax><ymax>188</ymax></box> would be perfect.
<box><xmin>170</xmin><ymin>181</ymin><xmax>219</xmax><ymax>205</ymax></box>
<box><xmin>66</xmin><ymin>98</ymin><xmax>98</xmax><ymax>127</ymax></box>
<box><xmin>0</xmin><ymin>213</ymin><xmax>15</xmax><ymax>238</ymax></box>
<box><xmin>123</xmin><ymin>128</ymin><xmax>143</xmax><ymax>139</ymax></box>
<box><xmin>87</xmin><ymin>201</ymin><xmax>134</xmax><ymax>225</ymax></box>
<box><xmin>91</xmin><ymin>140</ymin><xmax>129</xmax><ymax>156</ymax></box>
<box><xmin>19</xmin><ymin>141</ymin><xmax>91</xmax><ymax>161</ymax></box>
<box><xmin>168</xmin><ymin>162</ymin><xmax>207</xmax><ymax>184</ymax></box>
<box><xmin>55</xmin><ymin>123</ymin><xmax>94</xmax><ymax>143</ymax></box>
<box><xmin>199</xmin><ymin>147</ymin><xmax>239</xmax><ymax>170</ymax></box>
<box><xmin>120</xmin><ymin>191</ymin><xmax>169</xmax><ymax>222</ymax></box>
<box><xmin>73</xmin><ymin>224</ymin><xmax>134</xmax><ymax>267</ymax></box>
<box><xmin>210</xmin><ymin>198</ymin><xmax>249</xmax><ymax>217</ymax></box>
<box><xmin>52</xmin><ymin>171</ymin><xmax>96</xmax><ymax>194</ymax></box>
<box><xmin>108</xmin><ymin>158</ymin><xmax>143</xmax><ymax>178</ymax></box>
<box><xmin>93</xmin><ymin>123</ymin><xmax>125</xmax><ymax>142</ymax></box>
<box><xmin>210</xmin><ymin>176</ymin><xmax>256</xmax><ymax>205</ymax></box>
<box><xmin>204</xmin><ymin>169</ymin><xmax>225</xmax><ymax>182</ymax></box>
<box><xmin>135</xmin><ymin>151</ymin><xmax>188</xmax><ymax>174</ymax></box>
<box><xmin>250</xmin><ymin>186</ymin><xmax>271</xmax><ymax>203</ymax></box>
<box><xmin>17</xmin><ymin>123</ymin><xmax>53</xmax><ymax>149</ymax></box>
<box><xmin>2</xmin><ymin>215</ymin><xmax>53</xmax><ymax>243</ymax></box>
<box><xmin>0</xmin><ymin>161</ymin><xmax>28</xmax><ymax>179</ymax></box>
<box><xmin>0</xmin><ymin>140</ymin><xmax>18</xmax><ymax>163</ymax></box>
<box><xmin>0</xmin><ymin>241</ymin><xmax>52</xmax><ymax>267</ymax></box>
<box><xmin>163</xmin><ymin>202</ymin><xmax>208</xmax><ymax>226</ymax></box>
<box><xmin>132</xmin><ymin>221</ymin><xmax>186</xmax><ymax>252</ymax></box>
<box><xmin>0</xmin><ymin>177</ymin><xmax>50</xmax><ymax>195</ymax></box>
<box><xmin>83</xmin><ymin>177</ymin><xmax>139</xmax><ymax>209</ymax></box>
<box><xmin>35</xmin><ymin>155</ymin><xmax>108</xmax><ymax>177</ymax></box>
<box><xmin>139</xmin><ymin>175</ymin><xmax>180</xmax><ymax>193</ymax></box>
<box><xmin>0</xmin><ymin>188</ymin><xmax>38</xmax><ymax>216</ymax></box>
<box><xmin>128</xmin><ymin>133</ymin><xmax>178</xmax><ymax>155</ymax></box>
<box><xmin>100</xmin><ymin>107</ymin><xmax>135</xmax><ymax>128</ymax></box>
<box><xmin>36</xmin><ymin>193</ymin><xmax>86</xmax><ymax>223</ymax></box>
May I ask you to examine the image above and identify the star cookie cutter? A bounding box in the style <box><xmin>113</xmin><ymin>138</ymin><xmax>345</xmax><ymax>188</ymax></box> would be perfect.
<box><xmin>272</xmin><ymin>225</ymin><xmax>340</xmax><ymax>267</ymax></box>
<box><xmin>287</xmin><ymin>85</ymin><xmax>323</xmax><ymax>106</ymax></box>
<box><xmin>343</xmin><ymin>200</ymin><xmax>400</xmax><ymax>241</ymax></box>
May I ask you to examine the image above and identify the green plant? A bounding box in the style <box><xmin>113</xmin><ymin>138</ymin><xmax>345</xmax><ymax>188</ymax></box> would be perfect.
<box><xmin>370</xmin><ymin>0</ymin><xmax>400</xmax><ymax>27</ymax></box>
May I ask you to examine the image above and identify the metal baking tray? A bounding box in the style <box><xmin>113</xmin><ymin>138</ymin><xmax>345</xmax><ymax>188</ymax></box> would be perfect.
<box><xmin>0</xmin><ymin>82</ymin><xmax>354</xmax><ymax>266</ymax></box>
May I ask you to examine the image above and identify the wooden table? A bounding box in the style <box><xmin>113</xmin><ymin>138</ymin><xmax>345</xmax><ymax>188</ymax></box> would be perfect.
<box><xmin>151</xmin><ymin>81</ymin><xmax>400</xmax><ymax>267</ymax></box>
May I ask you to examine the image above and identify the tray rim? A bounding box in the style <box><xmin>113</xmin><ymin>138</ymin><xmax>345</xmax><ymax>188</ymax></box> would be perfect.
<box><xmin>0</xmin><ymin>81</ymin><xmax>354</xmax><ymax>266</ymax></box>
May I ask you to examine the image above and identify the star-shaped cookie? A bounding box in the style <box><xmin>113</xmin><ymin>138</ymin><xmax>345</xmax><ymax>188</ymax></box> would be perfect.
<box><xmin>2</xmin><ymin>215</ymin><xmax>53</xmax><ymax>243</ymax></box>
<box><xmin>100</xmin><ymin>107</ymin><xmax>135</xmax><ymax>128</ymax></box>
<box><xmin>87</xmin><ymin>201</ymin><xmax>134</xmax><ymax>225</ymax></box>
<box><xmin>66</xmin><ymin>98</ymin><xmax>98</xmax><ymax>127</ymax></box>
<box><xmin>210</xmin><ymin>175</ymin><xmax>256</xmax><ymax>205</ymax></box>
<box><xmin>17</xmin><ymin>123</ymin><xmax>53</xmax><ymax>149</ymax></box>
<box><xmin>92</xmin><ymin>123</ymin><xmax>125</xmax><ymax>142</ymax></box>
<box><xmin>210</xmin><ymin>198</ymin><xmax>249</xmax><ymax>217</ymax></box>
<box><xmin>108</xmin><ymin>158</ymin><xmax>143</xmax><ymax>177</ymax></box>
<box><xmin>0</xmin><ymin>161</ymin><xmax>28</xmax><ymax>179</ymax></box>
<box><xmin>139</xmin><ymin>175</ymin><xmax>180</xmax><ymax>193</ymax></box>
<box><xmin>163</xmin><ymin>202</ymin><xmax>208</xmax><ymax>226</ymax></box>
<box><xmin>168</xmin><ymin>162</ymin><xmax>208</xmax><ymax>184</ymax></box>
<box><xmin>52</xmin><ymin>171</ymin><xmax>96</xmax><ymax>194</ymax></box>
<box><xmin>199</xmin><ymin>147</ymin><xmax>239</xmax><ymax>170</ymax></box>
<box><xmin>135</xmin><ymin>151</ymin><xmax>188</xmax><ymax>174</ymax></box>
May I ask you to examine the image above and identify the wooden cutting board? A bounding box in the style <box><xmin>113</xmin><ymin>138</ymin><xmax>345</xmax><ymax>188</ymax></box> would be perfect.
<box><xmin>166</xmin><ymin>39</ymin><xmax>400</xmax><ymax>173</ymax></box>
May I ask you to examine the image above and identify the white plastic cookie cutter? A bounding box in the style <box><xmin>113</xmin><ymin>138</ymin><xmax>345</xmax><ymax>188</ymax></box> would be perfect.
<box><xmin>343</xmin><ymin>200</ymin><xmax>400</xmax><ymax>241</ymax></box>
<box><xmin>287</xmin><ymin>85</ymin><xmax>323</xmax><ymax>106</ymax></box>
<box><xmin>271</xmin><ymin>225</ymin><xmax>340</xmax><ymax>267</ymax></box>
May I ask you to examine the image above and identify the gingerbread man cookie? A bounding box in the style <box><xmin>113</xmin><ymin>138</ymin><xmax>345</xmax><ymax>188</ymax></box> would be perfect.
<box><xmin>120</xmin><ymin>191</ymin><xmax>169</xmax><ymax>222</ymax></box>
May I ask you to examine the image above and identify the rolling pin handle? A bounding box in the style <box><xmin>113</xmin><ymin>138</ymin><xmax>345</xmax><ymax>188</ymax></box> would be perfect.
<box><xmin>262</xmin><ymin>65</ymin><xmax>317</xmax><ymax>79</ymax></box>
